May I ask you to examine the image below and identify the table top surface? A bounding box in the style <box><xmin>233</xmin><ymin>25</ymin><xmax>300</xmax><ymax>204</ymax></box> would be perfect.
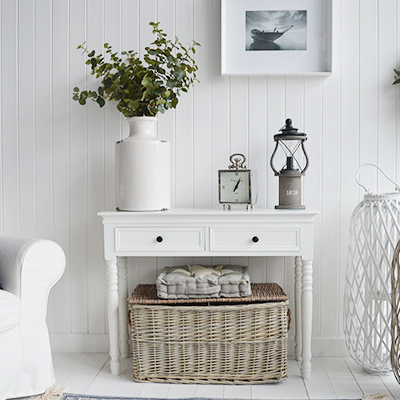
<box><xmin>98</xmin><ymin>208</ymin><xmax>319</xmax><ymax>218</ymax></box>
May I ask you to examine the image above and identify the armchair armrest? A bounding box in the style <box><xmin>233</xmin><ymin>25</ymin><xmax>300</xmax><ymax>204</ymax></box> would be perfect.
<box><xmin>0</xmin><ymin>236</ymin><xmax>65</xmax><ymax>303</ymax></box>
<box><xmin>0</xmin><ymin>236</ymin><xmax>66</xmax><ymax>397</ymax></box>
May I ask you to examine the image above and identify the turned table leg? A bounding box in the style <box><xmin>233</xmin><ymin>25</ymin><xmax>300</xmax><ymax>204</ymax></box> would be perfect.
<box><xmin>106</xmin><ymin>259</ymin><xmax>120</xmax><ymax>375</ymax></box>
<box><xmin>117</xmin><ymin>256</ymin><xmax>130</xmax><ymax>358</ymax></box>
<box><xmin>294</xmin><ymin>256</ymin><xmax>303</xmax><ymax>361</ymax></box>
<box><xmin>301</xmin><ymin>258</ymin><xmax>313</xmax><ymax>379</ymax></box>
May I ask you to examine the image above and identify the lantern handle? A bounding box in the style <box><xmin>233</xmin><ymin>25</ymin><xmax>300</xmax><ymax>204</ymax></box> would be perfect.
<box><xmin>355</xmin><ymin>163</ymin><xmax>400</xmax><ymax>194</ymax></box>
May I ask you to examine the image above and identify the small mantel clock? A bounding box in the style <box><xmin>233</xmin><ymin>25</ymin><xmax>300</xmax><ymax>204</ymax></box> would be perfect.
<box><xmin>218</xmin><ymin>153</ymin><xmax>257</xmax><ymax>210</ymax></box>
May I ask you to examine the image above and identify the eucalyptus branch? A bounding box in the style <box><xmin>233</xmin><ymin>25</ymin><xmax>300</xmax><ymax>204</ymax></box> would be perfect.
<box><xmin>72</xmin><ymin>22</ymin><xmax>200</xmax><ymax>117</ymax></box>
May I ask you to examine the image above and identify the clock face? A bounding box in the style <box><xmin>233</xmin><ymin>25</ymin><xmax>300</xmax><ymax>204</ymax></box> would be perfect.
<box><xmin>219</xmin><ymin>170</ymin><xmax>251</xmax><ymax>204</ymax></box>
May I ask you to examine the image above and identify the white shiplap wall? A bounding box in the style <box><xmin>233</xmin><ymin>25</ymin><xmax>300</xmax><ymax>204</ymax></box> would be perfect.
<box><xmin>1</xmin><ymin>0</ymin><xmax>400</xmax><ymax>354</ymax></box>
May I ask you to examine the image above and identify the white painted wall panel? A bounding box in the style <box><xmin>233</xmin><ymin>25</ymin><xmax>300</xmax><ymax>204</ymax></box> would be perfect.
<box><xmin>52</xmin><ymin>0</ymin><xmax>71</xmax><ymax>334</ymax></box>
<box><xmin>2</xmin><ymin>0</ymin><xmax>400</xmax><ymax>351</ymax></box>
<box><xmin>2</xmin><ymin>2</ymin><xmax>19</xmax><ymax>237</ymax></box>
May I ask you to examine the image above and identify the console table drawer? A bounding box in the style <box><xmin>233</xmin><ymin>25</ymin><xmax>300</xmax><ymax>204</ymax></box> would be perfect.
<box><xmin>115</xmin><ymin>227</ymin><xmax>205</xmax><ymax>252</ymax></box>
<box><xmin>210</xmin><ymin>227</ymin><xmax>300</xmax><ymax>252</ymax></box>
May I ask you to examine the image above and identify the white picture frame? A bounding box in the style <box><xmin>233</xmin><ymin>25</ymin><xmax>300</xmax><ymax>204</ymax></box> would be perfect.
<box><xmin>221</xmin><ymin>0</ymin><xmax>332</xmax><ymax>76</ymax></box>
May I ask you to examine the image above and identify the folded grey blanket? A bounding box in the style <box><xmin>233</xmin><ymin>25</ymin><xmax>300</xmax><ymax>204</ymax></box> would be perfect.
<box><xmin>156</xmin><ymin>264</ymin><xmax>251</xmax><ymax>299</ymax></box>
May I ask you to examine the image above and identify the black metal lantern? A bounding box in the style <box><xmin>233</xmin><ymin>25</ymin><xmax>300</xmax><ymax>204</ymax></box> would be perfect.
<box><xmin>270</xmin><ymin>118</ymin><xmax>309</xmax><ymax>209</ymax></box>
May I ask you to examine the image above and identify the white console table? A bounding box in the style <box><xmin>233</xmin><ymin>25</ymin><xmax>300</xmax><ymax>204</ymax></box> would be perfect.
<box><xmin>98</xmin><ymin>208</ymin><xmax>318</xmax><ymax>379</ymax></box>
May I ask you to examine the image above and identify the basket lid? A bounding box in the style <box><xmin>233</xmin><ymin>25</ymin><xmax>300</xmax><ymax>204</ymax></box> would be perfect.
<box><xmin>129</xmin><ymin>283</ymin><xmax>288</xmax><ymax>305</ymax></box>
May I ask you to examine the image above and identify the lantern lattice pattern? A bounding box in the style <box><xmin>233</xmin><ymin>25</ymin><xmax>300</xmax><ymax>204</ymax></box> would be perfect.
<box><xmin>344</xmin><ymin>165</ymin><xmax>400</xmax><ymax>374</ymax></box>
<box><xmin>391</xmin><ymin>239</ymin><xmax>400</xmax><ymax>383</ymax></box>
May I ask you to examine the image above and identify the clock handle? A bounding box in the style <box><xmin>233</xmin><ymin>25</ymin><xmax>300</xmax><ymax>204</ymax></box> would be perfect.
<box><xmin>252</xmin><ymin>236</ymin><xmax>259</xmax><ymax>243</ymax></box>
<box><xmin>156</xmin><ymin>236</ymin><xmax>163</xmax><ymax>243</ymax></box>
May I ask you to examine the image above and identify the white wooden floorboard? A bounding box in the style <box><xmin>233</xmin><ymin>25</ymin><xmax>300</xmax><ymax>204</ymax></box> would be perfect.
<box><xmin>62</xmin><ymin>353</ymin><xmax>109</xmax><ymax>395</ymax></box>
<box><xmin>223</xmin><ymin>384</ymin><xmax>252</xmax><ymax>399</ymax></box>
<box><xmin>54</xmin><ymin>353</ymin><xmax>90</xmax><ymax>387</ymax></box>
<box><xmin>52</xmin><ymin>352</ymin><xmax>66</xmax><ymax>367</ymax></box>
<box><xmin>85</xmin><ymin>358</ymin><xmax>130</xmax><ymax>396</ymax></box>
<box><xmin>251</xmin><ymin>359</ymin><xmax>308</xmax><ymax>400</ymax></box>
<box><xmin>345</xmin><ymin>357</ymin><xmax>395</xmax><ymax>400</ymax></box>
<box><xmin>321</xmin><ymin>358</ymin><xmax>363</xmax><ymax>400</ymax></box>
<box><xmin>138</xmin><ymin>382</ymin><xmax>171</xmax><ymax>398</ymax></box>
<box><xmin>379</xmin><ymin>371</ymin><xmax>400</xmax><ymax>400</ymax></box>
<box><xmin>195</xmin><ymin>383</ymin><xmax>225</xmax><ymax>398</ymax></box>
<box><xmin>301</xmin><ymin>358</ymin><xmax>337</xmax><ymax>399</ymax></box>
<box><xmin>112</xmin><ymin>361</ymin><xmax>145</xmax><ymax>398</ymax></box>
<box><xmin>52</xmin><ymin>353</ymin><xmax>400</xmax><ymax>399</ymax></box>
<box><xmin>167</xmin><ymin>383</ymin><xmax>197</xmax><ymax>398</ymax></box>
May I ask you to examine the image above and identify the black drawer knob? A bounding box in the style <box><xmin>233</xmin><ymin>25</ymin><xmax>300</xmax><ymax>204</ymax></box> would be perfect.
<box><xmin>156</xmin><ymin>236</ymin><xmax>163</xmax><ymax>243</ymax></box>
<box><xmin>252</xmin><ymin>236</ymin><xmax>259</xmax><ymax>243</ymax></box>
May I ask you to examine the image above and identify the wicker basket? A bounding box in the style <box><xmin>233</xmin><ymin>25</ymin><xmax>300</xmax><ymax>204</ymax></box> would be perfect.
<box><xmin>128</xmin><ymin>283</ymin><xmax>289</xmax><ymax>384</ymax></box>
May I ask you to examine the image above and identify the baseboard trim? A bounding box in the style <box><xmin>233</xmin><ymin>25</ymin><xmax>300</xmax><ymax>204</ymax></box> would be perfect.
<box><xmin>50</xmin><ymin>333</ymin><xmax>348</xmax><ymax>357</ymax></box>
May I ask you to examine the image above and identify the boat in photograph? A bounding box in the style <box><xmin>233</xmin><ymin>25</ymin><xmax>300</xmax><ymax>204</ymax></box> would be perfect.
<box><xmin>250</xmin><ymin>25</ymin><xmax>293</xmax><ymax>42</ymax></box>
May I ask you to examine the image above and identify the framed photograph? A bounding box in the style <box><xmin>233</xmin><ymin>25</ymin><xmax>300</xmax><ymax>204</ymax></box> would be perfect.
<box><xmin>221</xmin><ymin>0</ymin><xmax>332</xmax><ymax>76</ymax></box>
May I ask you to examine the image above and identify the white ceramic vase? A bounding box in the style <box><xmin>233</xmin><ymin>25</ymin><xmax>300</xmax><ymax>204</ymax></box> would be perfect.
<box><xmin>115</xmin><ymin>116</ymin><xmax>170</xmax><ymax>211</ymax></box>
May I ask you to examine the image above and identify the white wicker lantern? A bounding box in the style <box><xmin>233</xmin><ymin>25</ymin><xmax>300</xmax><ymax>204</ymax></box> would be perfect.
<box><xmin>344</xmin><ymin>164</ymin><xmax>400</xmax><ymax>374</ymax></box>
<box><xmin>391</xmin><ymin>239</ymin><xmax>400</xmax><ymax>383</ymax></box>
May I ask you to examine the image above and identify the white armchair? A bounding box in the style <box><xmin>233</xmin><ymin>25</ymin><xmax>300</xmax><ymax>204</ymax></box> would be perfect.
<box><xmin>0</xmin><ymin>236</ymin><xmax>65</xmax><ymax>400</ymax></box>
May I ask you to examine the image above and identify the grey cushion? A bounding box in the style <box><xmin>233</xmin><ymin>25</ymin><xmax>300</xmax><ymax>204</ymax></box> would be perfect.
<box><xmin>156</xmin><ymin>264</ymin><xmax>251</xmax><ymax>299</ymax></box>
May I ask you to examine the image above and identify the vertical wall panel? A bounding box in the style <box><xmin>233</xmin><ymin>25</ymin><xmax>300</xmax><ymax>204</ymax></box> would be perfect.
<box><xmin>320</xmin><ymin>0</ymin><xmax>341</xmax><ymax>337</ymax></box>
<box><xmin>304</xmin><ymin>76</ymin><xmax>323</xmax><ymax>336</ymax></box>
<box><xmin>359</xmin><ymin>0</ymin><xmax>379</xmax><ymax>191</ymax></box>
<box><xmin>69</xmin><ymin>0</ymin><xmax>88</xmax><ymax>333</ymax></box>
<box><xmin>338</xmin><ymin>0</ymin><xmax>360</xmax><ymax>338</ymax></box>
<box><xmin>175</xmin><ymin>0</ymin><xmax>194</xmax><ymax>209</ymax></box>
<box><xmin>52</xmin><ymin>0</ymin><xmax>71</xmax><ymax>333</ymax></box>
<box><xmin>378</xmin><ymin>0</ymin><xmax>397</xmax><ymax>192</ymax></box>
<box><xmin>193</xmin><ymin>0</ymin><xmax>212</xmax><ymax>209</ymax></box>
<box><xmin>86</xmin><ymin>0</ymin><xmax>106</xmax><ymax>335</ymax></box>
<box><xmin>2</xmin><ymin>0</ymin><xmax>400</xmax><ymax>346</ymax></box>
<box><xmin>230</xmin><ymin>77</ymin><xmax>248</xmax><ymax>154</ymax></box>
<box><xmin>35</xmin><ymin>0</ymin><xmax>53</xmax><ymax>239</ymax></box>
<box><xmin>18</xmin><ymin>0</ymin><xmax>36</xmax><ymax>239</ymax></box>
<box><xmin>248</xmin><ymin>77</ymin><xmax>267</xmax><ymax>208</ymax></box>
<box><xmin>1</xmin><ymin>2</ymin><xmax>19</xmax><ymax>236</ymax></box>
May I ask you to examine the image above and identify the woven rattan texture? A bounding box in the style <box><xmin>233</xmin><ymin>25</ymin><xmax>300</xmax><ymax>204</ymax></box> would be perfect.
<box><xmin>128</xmin><ymin>283</ymin><xmax>288</xmax><ymax>384</ymax></box>
<box><xmin>391</xmin><ymin>239</ymin><xmax>400</xmax><ymax>384</ymax></box>
<box><xmin>344</xmin><ymin>195</ymin><xmax>400</xmax><ymax>373</ymax></box>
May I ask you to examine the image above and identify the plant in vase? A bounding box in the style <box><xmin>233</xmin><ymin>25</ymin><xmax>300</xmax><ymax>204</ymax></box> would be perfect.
<box><xmin>72</xmin><ymin>22</ymin><xmax>200</xmax><ymax>211</ymax></box>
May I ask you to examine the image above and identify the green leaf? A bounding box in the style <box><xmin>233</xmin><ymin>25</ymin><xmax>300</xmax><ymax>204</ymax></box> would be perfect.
<box><xmin>166</xmin><ymin>80</ymin><xmax>178</xmax><ymax>88</ymax></box>
<box><xmin>104</xmin><ymin>78</ymin><xmax>113</xmax><ymax>89</ymax></box>
<box><xmin>97</xmin><ymin>97</ymin><xmax>105</xmax><ymax>107</ymax></box>
<box><xmin>174</xmin><ymin>70</ymin><xmax>184</xmax><ymax>81</ymax></box>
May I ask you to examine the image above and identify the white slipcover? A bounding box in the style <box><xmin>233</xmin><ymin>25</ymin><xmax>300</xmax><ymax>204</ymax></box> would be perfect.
<box><xmin>0</xmin><ymin>236</ymin><xmax>65</xmax><ymax>400</ymax></box>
